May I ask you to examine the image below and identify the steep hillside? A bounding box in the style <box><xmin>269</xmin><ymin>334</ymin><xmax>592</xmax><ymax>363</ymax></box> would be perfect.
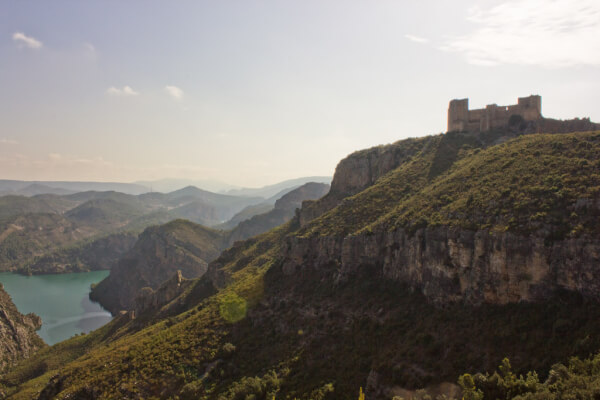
<box><xmin>226</xmin><ymin>182</ymin><xmax>330</xmax><ymax>246</ymax></box>
<box><xmin>6</xmin><ymin>129</ymin><xmax>600</xmax><ymax>399</ymax></box>
<box><xmin>89</xmin><ymin>220</ymin><xmax>226</xmax><ymax>314</ymax></box>
<box><xmin>0</xmin><ymin>285</ymin><xmax>45</xmax><ymax>373</ymax></box>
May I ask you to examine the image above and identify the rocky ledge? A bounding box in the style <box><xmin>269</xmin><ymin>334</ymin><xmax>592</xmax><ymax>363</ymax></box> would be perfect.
<box><xmin>281</xmin><ymin>226</ymin><xmax>600</xmax><ymax>304</ymax></box>
<box><xmin>0</xmin><ymin>284</ymin><xmax>45</xmax><ymax>371</ymax></box>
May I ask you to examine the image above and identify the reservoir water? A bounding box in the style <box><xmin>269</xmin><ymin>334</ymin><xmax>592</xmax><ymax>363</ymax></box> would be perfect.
<box><xmin>0</xmin><ymin>270</ymin><xmax>112</xmax><ymax>345</ymax></box>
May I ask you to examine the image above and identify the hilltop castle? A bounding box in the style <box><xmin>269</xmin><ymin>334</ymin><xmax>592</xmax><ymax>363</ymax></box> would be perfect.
<box><xmin>448</xmin><ymin>95</ymin><xmax>542</xmax><ymax>132</ymax></box>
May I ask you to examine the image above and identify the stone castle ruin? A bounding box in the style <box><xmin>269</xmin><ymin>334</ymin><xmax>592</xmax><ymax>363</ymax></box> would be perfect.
<box><xmin>448</xmin><ymin>95</ymin><xmax>542</xmax><ymax>133</ymax></box>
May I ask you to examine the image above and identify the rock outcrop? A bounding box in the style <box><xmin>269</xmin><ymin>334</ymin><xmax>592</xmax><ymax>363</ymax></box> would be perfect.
<box><xmin>90</xmin><ymin>220</ymin><xmax>225</xmax><ymax>314</ymax></box>
<box><xmin>298</xmin><ymin>138</ymin><xmax>432</xmax><ymax>226</ymax></box>
<box><xmin>134</xmin><ymin>270</ymin><xmax>186</xmax><ymax>315</ymax></box>
<box><xmin>281</xmin><ymin>227</ymin><xmax>600</xmax><ymax>304</ymax></box>
<box><xmin>0</xmin><ymin>284</ymin><xmax>45</xmax><ymax>371</ymax></box>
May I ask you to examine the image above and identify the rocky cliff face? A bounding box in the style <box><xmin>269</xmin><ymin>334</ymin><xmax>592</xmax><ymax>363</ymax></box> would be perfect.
<box><xmin>0</xmin><ymin>284</ymin><xmax>44</xmax><ymax>371</ymax></box>
<box><xmin>90</xmin><ymin>220</ymin><xmax>225</xmax><ymax>314</ymax></box>
<box><xmin>282</xmin><ymin>226</ymin><xmax>600</xmax><ymax>304</ymax></box>
<box><xmin>287</xmin><ymin>130</ymin><xmax>600</xmax><ymax>305</ymax></box>
<box><xmin>134</xmin><ymin>270</ymin><xmax>186</xmax><ymax>315</ymax></box>
<box><xmin>299</xmin><ymin>138</ymin><xmax>432</xmax><ymax>226</ymax></box>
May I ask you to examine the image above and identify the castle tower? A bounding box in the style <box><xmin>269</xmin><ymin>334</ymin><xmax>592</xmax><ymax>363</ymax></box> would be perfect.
<box><xmin>448</xmin><ymin>98</ymin><xmax>469</xmax><ymax>132</ymax></box>
<box><xmin>517</xmin><ymin>95</ymin><xmax>542</xmax><ymax>120</ymax></box>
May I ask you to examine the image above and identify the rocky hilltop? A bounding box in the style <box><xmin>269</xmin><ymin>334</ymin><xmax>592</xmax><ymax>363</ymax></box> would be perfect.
<box><xmin>0</xmin><ymin>285</ymin><xmax>44</xmax><ymax>372</ymax></box>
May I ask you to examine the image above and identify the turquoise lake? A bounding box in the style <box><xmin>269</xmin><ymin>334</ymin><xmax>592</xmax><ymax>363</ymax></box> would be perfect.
<box><xmin>0</xmin><ymin>271</ymin><xmax>112</xmax><ymax>345</ymax></box>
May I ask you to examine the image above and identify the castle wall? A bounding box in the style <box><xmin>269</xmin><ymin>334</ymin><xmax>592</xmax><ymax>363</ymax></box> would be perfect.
<box><xmin>447</xmin><ymin>95</ymin><xmax>542</xmax><ymax>133</ymax></box>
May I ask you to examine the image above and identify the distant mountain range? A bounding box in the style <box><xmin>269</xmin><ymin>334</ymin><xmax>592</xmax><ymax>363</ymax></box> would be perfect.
<box><xmin>223</xmin><ymin>176</ymin><xmax>332</xmax><ymax>198</ymax></box>
<box><xmin>0</xmin><ymin>176</ymin><xmax>332</xmax><ymax>198</ymax></box>
<box><xmin>0</xmin><ymin>179</ymin><xmax>331</xmax><ymax>275</ymax></box>
<box><xmin>0</xmin><ymin>180</ymin><xmax>150</xmax><ymax>196</ymax></box>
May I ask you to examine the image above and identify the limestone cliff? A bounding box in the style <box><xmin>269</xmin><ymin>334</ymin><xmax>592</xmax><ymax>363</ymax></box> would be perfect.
<box><xmin>299</xmin><ymin>138</ymin><xmax>431</xmax><ymax>226</ymax></box>
<box><xmin>285</xmin><ymin>130</ymin><xmax>600</xmax><ymax>305</ymax></box>
<box><xmin>0</xmin><ymin>284</ymin><xmax>44</xmax><ymax>371</ymax></box>
<box><xmin>282</xmin><ymin>227</ymin><xmax>600</xmax><ymax>304</ymax></box>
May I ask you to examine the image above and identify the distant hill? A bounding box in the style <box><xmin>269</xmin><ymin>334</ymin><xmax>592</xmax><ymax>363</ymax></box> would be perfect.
<box><xmin>0</xmin><ymin>195</ymin><xmax>76</xmax><ymax>220</ymax></box>
<box><xmin>216</xmin><ymin>203</ymin><xmax>274</xmax><ymax>230</ymax></box>
<box><xmin>21</xmin><ymin>232</ymin><xmax>138</xmax><ymax>275</ymax></box>
<box><xmin>0</xmin><ymin>180</ymin><xmax>150</xmax><ymax>196</ymax></box>
<box><xmin>133</xmin><ymin>178</ymin><xmax>238</xmax><ymax>193</ymax></box>
<box><xmin>223</xmin><ymin>176</ymin><xmax>332</xmax><ymax>198</ymax></box>
<box><xmin>225</xmin><ymin>182</ymin><xmax>330</xmax><ymax>246</ymax></box>
<box><xmin>0</xmin><ymin>185</ymin><xmax>268</xmax><ymax>273</ymax></box>
<box><xmin>140</xmin><ymin>186</ymin><xmax>264</xmax><ymax>222</ymax></box>
<box><xmin>10</xmin><ymin>184</ymin><xmax>75</xmax><ymax>197</ymax></box>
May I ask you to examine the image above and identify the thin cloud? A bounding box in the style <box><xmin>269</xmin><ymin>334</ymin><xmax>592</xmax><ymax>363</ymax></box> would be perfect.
<box><xmin>404</xmin><ymin>34</ymin><xmax>429</xmax><ymax>44</ymax></box>
<box><xmin>443</xmin><ymin>0</ymin><xmax>600</xmax><ymax>67</ymax></box>
<box><xmin>0</xmin><ymin>138</ymin><xmax>18</xmax><ymax>145</ymax></box>
<box><xmin>165</xmin><ymin>85</ymin><xmax>184</xmax><ymax>100</ymax></box>
<box><xmin>12</xmin><ymin>32</ymin><xmax>43</xmax><ymax>49</ymax></box>
<box><xmin>83</xmin><ymin>42</ymin><xmax>98</xmax><ymax>60</ymax></box>
<box><xmin>106</xmin><ymin>86</ymin><xmax>139</xmax><ymax>96</ymax></box>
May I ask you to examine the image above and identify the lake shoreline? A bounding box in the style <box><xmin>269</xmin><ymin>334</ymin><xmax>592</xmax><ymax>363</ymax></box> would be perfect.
<box><xmin>0</xmin><ymin>270</ymin><xmax>113</xmax><ymax>345</ymax></box>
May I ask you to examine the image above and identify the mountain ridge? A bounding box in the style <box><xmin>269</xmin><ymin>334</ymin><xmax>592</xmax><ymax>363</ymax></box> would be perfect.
<box><xmin>5</xmin><ymin>127</ymin><xmax>600</xmax><ymax>399</ymax></box>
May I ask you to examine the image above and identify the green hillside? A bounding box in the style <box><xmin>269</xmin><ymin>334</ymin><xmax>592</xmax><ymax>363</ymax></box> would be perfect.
<box><xmin>4</xmin><ymin>130</ymin><xmax>600</xmax><ymax>399</ymax></box>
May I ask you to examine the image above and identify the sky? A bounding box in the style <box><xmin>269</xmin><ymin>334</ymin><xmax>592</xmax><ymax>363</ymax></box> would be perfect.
<box><xmin>1</xmin><ymin>0</ymin><xmax>599</xmax><ymax>188</ymax></box>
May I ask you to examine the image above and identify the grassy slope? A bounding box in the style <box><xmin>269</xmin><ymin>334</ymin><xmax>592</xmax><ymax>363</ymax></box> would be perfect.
<box><xmin>6</xmin><ymin>131</ymin><xmax>600</xmax><ymax>399</ymax></box>
<box><xmin>301</xmin><ymin>131</ymin><xmax>600</xmax><ymax>240</ymax></box>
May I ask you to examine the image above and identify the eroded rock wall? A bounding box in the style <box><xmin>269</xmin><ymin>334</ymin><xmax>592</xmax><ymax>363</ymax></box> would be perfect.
<box><xmin>282</xmin><ymin>227</ymin><xmax>600</xmax><ymax>304</ymax></box>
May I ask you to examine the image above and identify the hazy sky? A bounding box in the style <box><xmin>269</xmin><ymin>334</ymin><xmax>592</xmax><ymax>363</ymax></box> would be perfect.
<box><xmin>1</xmin><ymin>0</ymin><xmax>599</xmax><ymax>187</ymax></box>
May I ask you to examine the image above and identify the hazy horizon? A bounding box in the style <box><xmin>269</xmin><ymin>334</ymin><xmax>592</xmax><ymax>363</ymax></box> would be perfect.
<box><xmin>2</xmin><ymin>0</ymin><xmax>599</xmax><ymax>187</ymax></box>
